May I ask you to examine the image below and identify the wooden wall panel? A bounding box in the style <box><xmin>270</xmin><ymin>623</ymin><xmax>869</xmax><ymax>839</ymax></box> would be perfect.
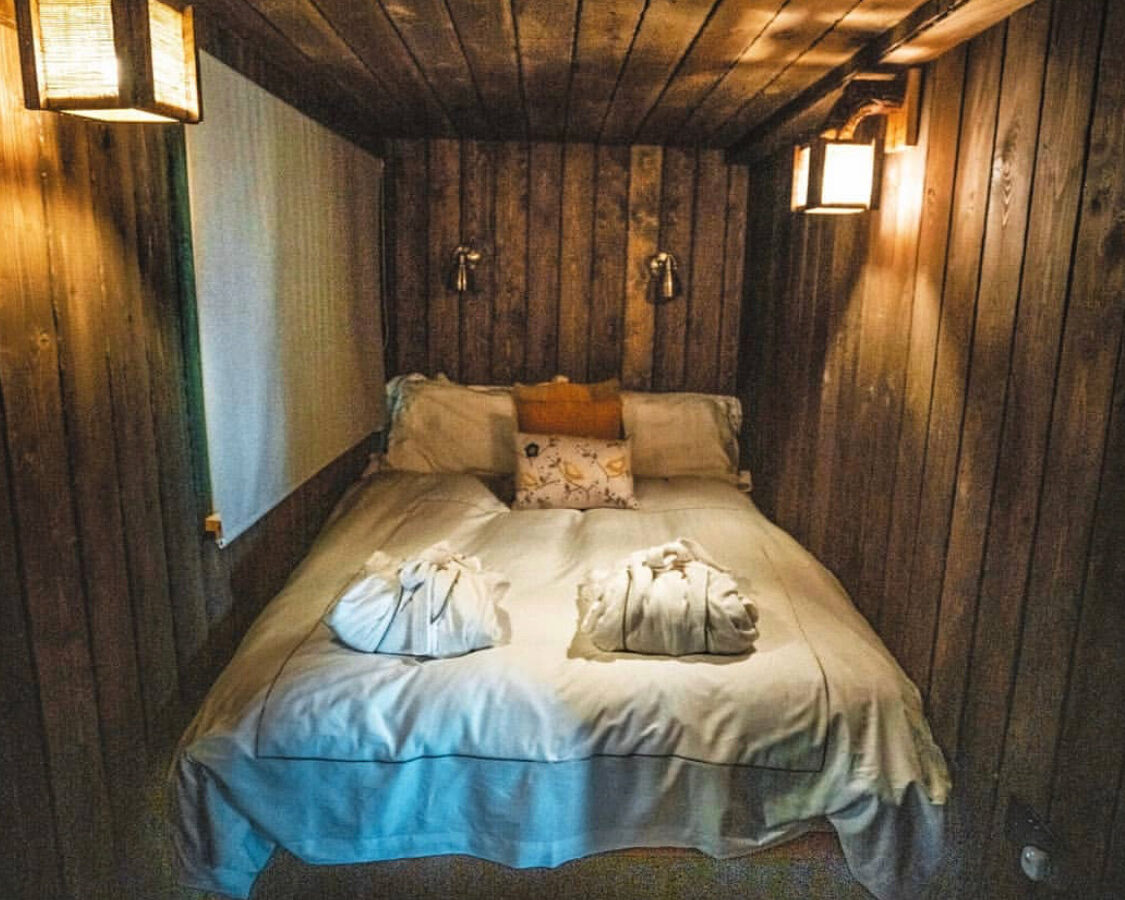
<box><xmin>740</xmin><ymin>0</ymin><xmax>1125</xmax><ymax>894</ymax></box>
<box><xmin>0</xmin><ymin>18</ymin><xmax>381</xmax><ymax>896</ymax></box>
<box><xmin>385</xmin><ymin>138</ymin><xmax>750</xmax><ymax>394</ymax></box>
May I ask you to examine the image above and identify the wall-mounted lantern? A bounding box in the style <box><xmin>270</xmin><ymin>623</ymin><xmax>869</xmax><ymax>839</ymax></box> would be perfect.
<box><xmin>14</xmin><ymin>0</ymin><xmax>202</xmax><ymax>123</ymax></box>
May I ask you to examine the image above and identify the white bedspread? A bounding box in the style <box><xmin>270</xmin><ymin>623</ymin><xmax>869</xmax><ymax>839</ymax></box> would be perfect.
<box><xmin>170</xmin><ymin>473</ymin><xmax>950</xmax><ymax>899</ymax></box>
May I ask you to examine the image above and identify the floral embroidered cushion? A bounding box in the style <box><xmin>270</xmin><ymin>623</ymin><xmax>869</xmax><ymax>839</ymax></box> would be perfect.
<box><xmin>512</xmin><ymin>432</ymin><xmax>639</xmax><ymax>510</ymax></box>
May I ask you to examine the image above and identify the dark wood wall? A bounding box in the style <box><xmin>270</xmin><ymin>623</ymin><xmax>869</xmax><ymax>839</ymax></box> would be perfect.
<box><xmin>0</xmin><ymin>13</ymin><xmax>374</xmax><ymax>898</ymax></box>
<box><xmin>385</xmin><ymin>138</ymin><xmax>749</xmax><ymax>394</ymax></box>
<box><xmin>741</xmin><ymin>0</ymin><xmax>1125</xmax><ymax>895</ymax></box>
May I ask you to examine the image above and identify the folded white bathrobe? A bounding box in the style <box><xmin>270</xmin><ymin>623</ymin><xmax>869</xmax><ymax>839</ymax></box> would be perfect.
<box><xmin>324</xmin><ymin>543</ymin><xmax>508</xmax><ymax>657</ymax></box>
<box><xmin>578</xmin><ymin>538</ymin><xmax>758</xmax><ymax>655</ymax></box>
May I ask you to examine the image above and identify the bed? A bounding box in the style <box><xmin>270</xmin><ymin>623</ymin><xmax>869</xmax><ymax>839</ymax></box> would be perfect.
<box><xmin>169</xmin><ymin>378</ymin><xmax>950</xmax><ymax>899</ymax></box>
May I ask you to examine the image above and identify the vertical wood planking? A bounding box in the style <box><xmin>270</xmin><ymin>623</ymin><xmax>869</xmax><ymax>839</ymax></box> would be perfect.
<box><xmin>878</xmin><ymin>45</ymin><xmax>966</xmax><ymax>657</ymax></box>
<box><xmin>0</xmin><ymin>381</ymin><xmax>63</xmax><ymax>899</ymax></box>
<box><xmin>426</xmin><ymin>140</ymin><xmax>462</xmax><ymax>378</ymax></box>
<box><xmin>932</xmin><ymin>8</ymin><xmax>1050</xmax><ymax>811</ymax></box>
<box><xmin>0</xmin><ymin>37</ymin><xmax>117</xmax><ymax>890</ymax></box>
<box><xmin>492</xmin><ymin>141</ymin><xmax>529</xmax><ymax>383</ymax></box>
<box><xmin>460</xmin><ymin>141</ymin><xmax>497</xmax><ymax>384</ymax></box>
<box><xmin>88</xmin><ymin>125</ymin><xmax>181</xmax><ymax>731</ymax></box>
<box><xmin>557</xmin><ymin>143</ymin><xmax>596</xmax><ymax>381</ymax></box>
<box><xmin>38</xmin><ymin>112</ymin><xmax>149</xmax><ymax>844</ymax></box>
<box><xmin>588</xmin><ymin>145</ymin><xmax>631</xmax><ymax>381</ymax></box>
<box><xmin>718</xmin><ymin>166</ymin><xmax>749</xmax><ymax>394</ymax></box>
<box><xmin>897</xmin><ymin>22</ymin><xmax>1005</xmax><ymax>694</ymax></box>
<box><xmin>986</xmin><ymin>0</ymin><xmax>1123</xmax><ymax>890</ymax></box>
<box><xmin>684</xmin><ymin>151</ymin><xmax>729</xmax><ymax>392</ymax></box>
<box><xmin>622</xmin><ymin>145</ymin><xmax>663</xmax><ymax>389</ymax></box>
<box><xmin>739</xmin><ymin>0</ymin><xmax>1125</xmax><ymax>890</ymax></box>
<box><xmin>525</xmin><ymin>142</ymin><xmax>564</xmax><ymax>382</ymax></box>
<box><xmin>385</xmin><ymin>138</ymin><xmax>750</xmax><ymax>393</ymax></box>
<box><xmin>389</xmin><ymin>140</ymin><xmax>429</xmax><ymax>374</ymax></box>
<box><xmin>653</xmin><ymin>147</ymin><xmax>697</xmax><ymax>390</ymax></box>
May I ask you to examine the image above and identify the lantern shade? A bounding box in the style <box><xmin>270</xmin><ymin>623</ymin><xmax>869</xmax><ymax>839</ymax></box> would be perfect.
<box><xmin>15</xmin><ymin>0</ymin><xmax>201</xmax><ymax>123</ymax></box>
<box><xmin>791</xmin><ymin>138</ymin><xmax>877</xmax><ymax>214</ymax></box>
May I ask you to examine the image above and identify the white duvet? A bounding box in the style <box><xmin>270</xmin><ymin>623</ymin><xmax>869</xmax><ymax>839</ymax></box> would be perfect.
<box><xmin>170</xmin><ymin>472</ymin><xmax>950</xmax><ymax>899</ymax></box>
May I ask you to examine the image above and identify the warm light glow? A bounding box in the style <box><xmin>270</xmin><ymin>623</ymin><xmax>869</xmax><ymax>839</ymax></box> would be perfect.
<box><xmin>17</xmin><ymin>0</ymin><xmax>200</xmax><ymax>122</ymax></box>
<box><xmin>820</xmin><ymin>142</ymin><xmax>875</xmax><ymax>207</ymax></box>
<box><xmin>791</xmin><ymin>145</ymin><xmax>810</xmax><ymax>211</ymax></box>
<box><xmin>148</xmin><ymin>0</ymin><xmax>199</xmax><ymax>119</ymax></box>
<box><xmin>31</xmin><ymin>0</ymin><xmax>120</xmax><ymax>101</ymax></box>
<box><xmin>66</xmin><ymin>107</ymin><xmax>179</xmax><ymax>122</ymax></box>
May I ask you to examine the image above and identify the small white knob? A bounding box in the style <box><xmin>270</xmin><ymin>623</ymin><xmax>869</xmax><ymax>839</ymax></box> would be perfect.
<box><xmin>1020</xmin><ymin>844</ymin><xmax>1051</xmax><ymax>882</ymax></box>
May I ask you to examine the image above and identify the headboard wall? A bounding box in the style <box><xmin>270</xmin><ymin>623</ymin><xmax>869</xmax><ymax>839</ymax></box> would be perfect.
<box><xmin>384</xmin><ymin>139</ymin><xmax>749</xmax><ymax>394</ymax></box>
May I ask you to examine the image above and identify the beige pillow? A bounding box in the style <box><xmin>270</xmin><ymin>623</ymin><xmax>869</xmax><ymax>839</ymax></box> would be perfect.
<box><xmin>385</xmin><ymin>374</ymin><xmax>516</xmax><ymax>475</ymax></box>
<box><xmin>513</xmin><ymin>432</ymin><xmax>639</xmax><ymax>510</ymax></box>
<box><xmin>622</xmin><ymin>391</ymin><xmax>741</xmax><ymax>481</ymax></box>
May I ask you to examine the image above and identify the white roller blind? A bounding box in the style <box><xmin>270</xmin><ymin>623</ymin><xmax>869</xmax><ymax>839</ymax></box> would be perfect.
<box><xmin>185</xmin><ymin>53</ymin><xmax>385</xmax><ymax>545</ymax></box>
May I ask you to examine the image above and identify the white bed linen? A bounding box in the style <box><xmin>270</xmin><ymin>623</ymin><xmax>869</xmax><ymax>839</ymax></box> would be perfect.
<box><xmin>170</xmin><ymin>473</ymin><xmax>950</xmax><ymax>899</ymax></box>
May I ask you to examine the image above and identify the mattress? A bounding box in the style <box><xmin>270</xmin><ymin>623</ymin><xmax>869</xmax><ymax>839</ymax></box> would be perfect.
<box><xmin>170</xmin><ymin>472</ymin><xmax>950</xmax><ymax>899</ymax></box>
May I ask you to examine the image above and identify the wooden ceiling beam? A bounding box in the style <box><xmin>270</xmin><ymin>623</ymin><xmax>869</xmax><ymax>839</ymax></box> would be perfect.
<box><xmin>726</xmin><ymin>0</ymin><xmax>1038</xmax><ymax>162</ymax></box>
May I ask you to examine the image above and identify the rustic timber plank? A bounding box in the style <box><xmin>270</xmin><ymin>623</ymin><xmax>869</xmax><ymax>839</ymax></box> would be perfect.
<box><xmin>984</xmin><ymin>0</ymin><xmax>1125</xmax><ymax>891</ymax></box>
<box><xmin>491</xmin><ymin>141</ymin><xmax>529</xmax><ymax>383</ymax></box>
<box><xmin>460</xmin><ymin>140</ymin><xmax>497</xmax><ymax>385</ymax></box>
<box><xmin>926</xmin><ymin>0</ymin><xmax>1052</xmax><ymax>745</ymax></box>
<box><xmin>38</xmin><ymin>110</ymin><xmax>150</xmax><ymax>851</ymax></box>
<box><xmin>684</xmin><ymin>151</ymin><xmax>729</xmax><ymax>392</ymax></box>
<box><xmin>313</xmin><ymin>0</ymin><xmax>455</xmax><ymax>136</ymax></box>
<box><xmin>426</xmin><ymin>140</ymin><xmax>462</xmax><ymax>377</ymax></box>
<box><xmin>142</xmin><ymin>126</ymin><xmax>211</xmax><ymax>700</ymax></box>
<box><xmin>87</xmin><ymin>124</ymin><xmax>181</xmax><ymax>731</ymax></box>
<box><xmin>599</xmin><ymin>0</ymin><xmax>717</xmax><ymax>144</ymax></box>
<box><xmin>895</xmin><ymin>22</ymin><xmax>1003</xmax><ymax>695</ymax></box>
<box><xmin>380</xmin><ymin>0</ymin><xmax>492</xmax><ymax>136</ymax></box>
<box><xmin>525</xmin><ymin>142</ymin><xmax>564</xmax><ymax>382</ymax></box>
<box><xmin>652</xmin><ymin>147</ymin><xmax>696</xmax><ymax>390</ymax></box>
<box><xmin>712</xmin><ymin>0</ymin><xmax>927</xmax><ymax>148</ymax></box>
<box><xmin>196</xmin><ymin>11</ymin><xmax>386</xmax><ymax>155</ymax></box>
<box><xmin>389</xmin><ymin>140</ymin><xmax>429</xmax><ymax>374</ymax></box>
<box><xmin>445</xmin><ymin>0</ymin><xmax>526</xmax><ymax>138</ymax></box>
<box><xmin>637</xmin><ymin>0</ymin><xmax>784</xmax><ymax>145</ymax></box>
<box><xmin>877</xmin><ymin>45</ymin><xmax>965</xmax><ymax>657</ymax></box>
<box><xmin>557</xmin><ymin>143</ymin><xmax>596</xmax><ymax>380</ymax></box>
<box><xmin>588</xmin><ymin>145</ymin><xmax>631</xmax><ymax>382</ymax></box>
<box><xmin>0</xmin><ymin>34</ymin><xmax>117</xmax><ymax>891</ymax></box>
<box><xmin>717</xmin><ymin>165</ymin><xmax>749</xmax><ymax>395</ymax></box>
<box><xmin>885</xmin><ymin>0</ymin><xmax>1039</xmax><ymax>63</ymax></box>
<box><xmin>224</xmin><ymin>0</ymin><xmax>399</xmax><ymax>131</ymax></box>
<box><xmin>0</xmin><ymin>362</ymin><xmax>64</xmax><ymax>900</ymax></box>
<box><xmin>622</xmin><ymin>145</ymin><xmax>664</xmax><ymax>390</ymax></box>
<box><xmin>513</xmin><ymin>0</ymin><xmax>579</xmax><ymax>141</ymax></box>
<box><xmin>566</xmin><ymin>0</ymin><xmax>646</xmax><ymax>142</ymax></box>
<box><xmin>680</xmin><ymin>0</ymin><xmax>863</xmax><ymax>144</ymax></box>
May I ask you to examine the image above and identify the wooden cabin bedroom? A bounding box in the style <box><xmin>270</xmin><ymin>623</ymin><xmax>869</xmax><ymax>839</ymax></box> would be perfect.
<box><xmin>1</xmin><ymin>0</ymin><xmax>1123</xmax><ymax>897</ymax></box>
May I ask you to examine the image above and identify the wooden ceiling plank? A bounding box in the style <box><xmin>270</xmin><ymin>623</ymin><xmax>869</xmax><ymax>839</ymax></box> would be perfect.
<box><xmin>598</xmin><ymin>0</ymin><xmax>718</xmax><ymax>144</ymax></box>
<box><xmin>677</xmin><ymin>0</ymin><xmax>865</xmax><ymax>143</ymax></box>
<box><xmin>195</xmin><ymin>1</ymin><xmax>387</xmax><ymax>152</ymax></box>
<box><xmin>380</xmin><ymin>0</ymin><xmax>493</xmax><ymax>137</ymax></box>
<box><xmin>636</xmin><ymin>0</ymin><xmax>787</xmax><ymax>145</ymax></box>
<box><xmin>313</xmin><ymin>0</ymin><xmax>457</xmax><ymax>137</ymax></box>
<box><xmin>884</xmin><ymin>0</ymin><xmax>1038</xmax><ymax>63</ymax></box>
<box><xmin>513</xmin><ymin>0</ymin><xmax>579</xmax><ymax>141</ymax></box>
<box><xmin>446</xmin><ymin>0</ymin><xmax>526</xmax><ymax>139</ymax></box>
<box><xmin>235</xmin><ymin>0</ymin><xmax>406</xmax><ymax>131</ymax></box>
<box><xmin>711</xmin><ymin>0</ymin><xmax>928</xmax><ymax>146</ymax></box>
<box><xmin>566</xmin><ymin>0</ymin><xmax>647</xmax><ymax>143</ymax></box>
<box><xmin>727</xmin><ymin>0</ymin><xmax>1038</xmax><ymax>160</ymax></box>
